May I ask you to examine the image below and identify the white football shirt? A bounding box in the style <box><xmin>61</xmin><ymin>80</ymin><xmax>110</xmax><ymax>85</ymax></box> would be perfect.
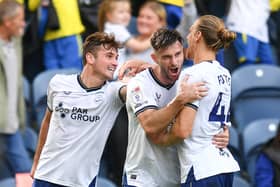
<box><xmin>34</xmin><ymin>74</ymin><xmax>125</xmax><ymax>187</ymax></box>
<box><xmin>124</xmin><ymin>69</ymin><xmax>180</xmax><ymax>187</ymax></box>
<box><xmin>177</xmin><ymin>61</ymin><xmax>240</xmax><ymax>183</ymax></box>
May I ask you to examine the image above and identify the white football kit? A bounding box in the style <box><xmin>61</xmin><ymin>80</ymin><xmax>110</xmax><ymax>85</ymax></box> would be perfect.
<box><xmin>34</xmin><ymin>74</ymin><xmax>125</xmax><ymax>187</ymax></box>
<box><xmin>124</xmin><ymin>69</ymin><xmax>180</xmax><ymax>187</ymax></box>
<box><xmin>177</xmin><ymin>61</ymin><xmax>240</xmax><ymax>183</ymax></box>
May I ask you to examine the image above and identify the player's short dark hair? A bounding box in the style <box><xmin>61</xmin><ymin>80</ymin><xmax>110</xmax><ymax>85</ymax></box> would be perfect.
<box><xmin>151</xmin><ymin>28</ymin><xmax>183</xmax><ymax>52</ymax></box>
<box><xmin>82</xmin><ymin>32</ymin><xmax>121</xmax><ymax>65</ymax></box>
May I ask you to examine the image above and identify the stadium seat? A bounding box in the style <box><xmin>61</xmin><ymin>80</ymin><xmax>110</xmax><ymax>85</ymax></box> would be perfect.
<box><xmin>23</xmin><ymin>76</ymin><xmax>33</xmax><ymax>127</ymax></box>
<box><xmin>0</xmin><ymin>177</ymin><xmax>16</xmax><ymax>187</ymax></box>
<box><xmin>231</xmin><ymin>64</ymin><xmax>280</xmax><ymax>132</ymax></box>
<box><xmin>241</xmin><ymin>118</ymin><xmax>279</xmax><ymax>184</ymax></box>
<box><xmin>21</xmin><ymin>127</ymin><xmax>38</xmax><ymax>159</ymax></box>
<box><xmin>229</xmin><ymin>127</ymin><xmax>239</xmax><ymax>154</ymax></box>
<box><xmin>246</xmin><ymin>152</ymin><xmax>259</xmax><ymax>186</ymax></box>
<box><xmin>0</xmin><ymin>136</ymin><xmax>13</xmax><ymax>180</ymax></box>
<box><xmin>228</xmin><ymin>127</ymin><xmax>243</xmax><ymax>168</ymax></box>
<box><xmin>32</xmin><ymin>68</ymin><xmax>80</xmax><ymax>129</ymax></box>
<box><xmin>96</xmin><ymin>177</ymin><xmax>117</xmax><ymax>187</ymax></box>
<box><xmin>242</xmin><ymin>118</ymin><xmax>279</xmax><ymax>158</ymax></box>
<box><xmin>233</xmin><ymin>175</ymin><xmax>251</xmax><ymax>187</ymax></box>
<box><xmin>0</xmin><ymin>155</ymin><xmax>13</xmax><ymax>180</ymax></box>
<box><xmin>23</xmin><ymin>76</ymin><xmax>31</xmax><ymax>105</ymax></box>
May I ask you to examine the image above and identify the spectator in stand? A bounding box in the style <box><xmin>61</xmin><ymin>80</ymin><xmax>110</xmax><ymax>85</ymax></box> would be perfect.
<box><xmin>125</xmin><ymin>1</ymin><xmax>166</xmax><ymax>64</ymax></box>
<box><xmin>28</xmin><ymin>0</ymin><xmax>85</xmax><ymax>70</ymax></box>
<box><xmin>129</xmin><ymin>0</ymin><xmax>184</xmax><ymax>29</ymax></box>
<box><xmin>78</xmin><ymin>0</ymin><xmax>102</xmax><ymax>40</ymax></box>
<box><xmin>158</xmin><ymin>0</ymin><xmax>184</xmax><ymax>29</ymax></box>
<box><xmin>268</xmin><ymin>0</ymin><xmax>280</xmax><ymax>65</ymax></box>
<box><xmin>176</xmin><ymin>0</ymin><xmax>198</xmax><ymax>41</ymax></box>
<box><xmin>98</xmin><ymin>0</ymin><xmax>151</xmax><ymax>79</ymax></box>
<box><xmin>226</xmin><ymin>0</ymin><xmax>276</xmax><ymax>69</ymax></box>
<box><xmin>0</xmin><ymin>1</ymin><xmax>33</xmax><ymax>186</ymax></box>
<box><xmin>255</xmin><ymin>124</ymin><xmax>280</xmax><ymax>187</ymax></box>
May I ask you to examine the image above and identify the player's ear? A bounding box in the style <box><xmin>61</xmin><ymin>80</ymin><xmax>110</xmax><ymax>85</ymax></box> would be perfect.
<box><xmin>85</xmin><ymin>52</ymin><xmax>95</xmax><ymax>64</ymax></box>
<box><xmin>151</xmin><ymin>53</ymin><xmax>159</xmax><ymax>65</ymax></box>
<box><xmin>195</xmin><ymin>31</ymin><xmax>202</xmax><ymax>42</ymax></box>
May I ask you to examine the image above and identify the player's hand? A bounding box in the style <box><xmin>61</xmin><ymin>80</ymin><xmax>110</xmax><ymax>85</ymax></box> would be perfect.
<box><xmin>177</xmin><ymin>75</ymin><xmax>208</xmax><ymax>104</ymax></box>
<box><xmin>118</xmin><ymin>59</ymin><xmax>154</xmax><ymax>80</ymax></box>
<box><xmin>212</xmin><ymin>126</ymin><xmax>229</xmax><ymax>148</ymax></box>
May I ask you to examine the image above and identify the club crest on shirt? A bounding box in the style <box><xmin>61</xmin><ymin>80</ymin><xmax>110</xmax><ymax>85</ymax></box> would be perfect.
<box><xmin>132</xmin><ymin>86</ymin><xmax>142</xmax><ymax>103</ymax></box>
<box><xmin>131</xmin><ymin>86</ymin><xmax>147</xmax><ymax>109</ymax></box>
<box><xmin>155</xmin><ymin>92</ymin><xmax>161</xmax><ymax>105</ymax></box>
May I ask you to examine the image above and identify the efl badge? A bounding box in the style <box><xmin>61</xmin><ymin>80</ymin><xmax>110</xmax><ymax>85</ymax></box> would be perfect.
<box><xmin>132</xmin><ymin>86</ymin><xmax>145</xmax><ymax>109</ymax></box>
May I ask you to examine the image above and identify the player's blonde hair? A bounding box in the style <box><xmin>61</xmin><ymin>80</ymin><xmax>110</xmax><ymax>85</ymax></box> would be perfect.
<box><xmin>197</xmin><ymin>15</ymin><xmax>236</xmax><ymax>51</ymax></box>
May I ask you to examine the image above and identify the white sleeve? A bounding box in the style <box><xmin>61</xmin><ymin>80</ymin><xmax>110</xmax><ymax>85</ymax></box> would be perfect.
<box><xmin>47</xmin><ymin>77</ymin><xmax>57</xmax><ymax>111</ymax></box>
<box><xmin>110</xmin><ymin>81</ymin><xmax>126</xmax><ymax>105</ymax></box>
<box><xmin>126</xmin><ymin>79</ymin><xmax>157</xmax><ymax>116</ymax></box>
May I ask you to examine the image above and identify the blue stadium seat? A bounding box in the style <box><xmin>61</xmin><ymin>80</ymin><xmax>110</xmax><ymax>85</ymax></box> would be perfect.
<box><xmin>0</xmin><ymin>155</ymin><xmax>13</xmax><ymax>180</ymax></box>
<box><xmin>96</xmin><ymin>177</ymin><xmax>117</xmax><ymax>187</ymax></box>
<box><xmin>233</xmin><ymin>175</ymin><xmax>251</xmax><ymax>187</ymax></box>
<box><xmin>228</xmin><ymin>127</ymin><xmax>243</xmax><ymax>168</ymax></box>
<box><xmin>21</xmin><ymin>127</ymin><xmax>38</xmax><ymax>159</ymax></box>
<box><xmin>23</xmin><ymin>76</ymin><xmax>31</xmax><ymax>105</ymax></box>
<box><xmin>241</xmin><ymin>118</ymin><xmax>279</xmax><ymax>184</ymax></box>
<box><xmin>229</xmin><ymin>127</ymin><xmax>239</xmax><ymax>154</ymax></box>
<box><xmin>246</xmin><ymin>152</ymin><xmax>259</xmax><ymax>186</ymax></box>
<box><xmin>231</xmin><ymin>64</ymin><xmax>280</xmax><ymax>132</ymax></box>
<box><xmin>23</xmin><ymin>76</ymin><xmax>33</xmax><ymax>127</ymax></box>
<box><xmin>32</xmin><ymin>68</ymin><xmax>80</xmax><ymax>129</ymax></box>
<box><xmin>0</xmin><ymin>177</ymin><xmax>16</xmax><ymax>187</ymax></box>
<box><xmin>242</xmin><ymin>118</ymin><xmax>279</xmax><ymax>158</ymax></box>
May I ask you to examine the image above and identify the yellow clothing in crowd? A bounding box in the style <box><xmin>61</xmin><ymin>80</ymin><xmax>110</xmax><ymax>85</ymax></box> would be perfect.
<box><xmin>270</xmin><ymin>0</ymin><xmax>280</xmax><ymax>11</ymax></box>
<box><xmin>158</xmin><ymin>0</ymin><xmax>184</xmax><ymax>7</ymax></box>
<box><xmin>28</xmin><ymin>0</ymin><xmax>84</xmax><ymax>41</ymax></box>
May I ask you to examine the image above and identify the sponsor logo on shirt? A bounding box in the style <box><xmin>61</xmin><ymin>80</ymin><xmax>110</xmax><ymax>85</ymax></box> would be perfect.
<box><xmin>55</xmin><ymin>102</ymin><xmax>100</xmax><ymax>123</ymax></box>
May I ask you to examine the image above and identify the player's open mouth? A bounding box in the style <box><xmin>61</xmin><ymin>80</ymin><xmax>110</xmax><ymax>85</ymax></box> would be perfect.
<box><xmin>170</xmin><ymin>67</ymin><xmax>179</xmax><ymax>74</ymax></box>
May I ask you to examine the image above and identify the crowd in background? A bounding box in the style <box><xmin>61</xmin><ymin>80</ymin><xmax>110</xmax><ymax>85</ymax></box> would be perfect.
<box><xmin>1</xmin><ymin>0</ymin><xmax>280</xmax><ymax>186</ymax></box>
<box><xmin>22</xmin><ymin>0</ymin><xmax>280</xmax><ymax>82</ymax></box>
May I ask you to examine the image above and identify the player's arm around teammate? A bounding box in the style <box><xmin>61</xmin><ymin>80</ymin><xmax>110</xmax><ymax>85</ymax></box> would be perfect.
<box><xmin>136</xmin><ymin>76</ymin><xmax>207</xmax><ymax>142</ymax></box>
<box><xmin>145</xmin><ymin>78</ymin><xmax>229</xmax><ymax>147</ymax></box>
